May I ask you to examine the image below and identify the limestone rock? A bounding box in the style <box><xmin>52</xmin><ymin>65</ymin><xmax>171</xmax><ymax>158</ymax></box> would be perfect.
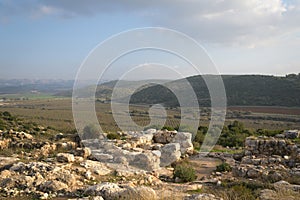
<box><xmin>185</xmin><ymin>193</ymin><xmax>223</xmax><ymax>200</ymax></box>
<box><xmin>39</xmin><ymin>180</ymin><xmax>68</xmax><ymax>192</ymax></box>
<box><xmin>284</xmin><ymin>130</ymin><xmax>300</xmax><ymax>139</ymax></box>
<box><xmin>74</xmin><ymin>147</ymin><xmax>91</xmax><ymax>158</ymax></box>
<box><xmin>160</xmin><ymin>143</ymin><xmax>181</xmax><ymax>167</ymax></box>
<box><xmin>153</xmin><ymin>130</ymin><xmax>177</xmax><ymax>144</ymax></box>
<box><xmin>259</xmin><ymin>189</ymin><xmax>277</xmax><ymax>200</ymax></box>
<box><xmin>84</xmin><ymin>182</ymin><xmax>122</xmax><ymax>196</ymax></box>
<box><xmin>130</xmin><ymin>151</ymin><xmax>160</xmax><ymax>171</ymax></box>
<box><xmin>56</xmin><ymin>153</ymin><xmax>75</xmax><ymax>163</ymax></box>
<box><xmin>171</xmin><ymin>132</ymin><xmax>194</xmax><ymax>154</ymax></box>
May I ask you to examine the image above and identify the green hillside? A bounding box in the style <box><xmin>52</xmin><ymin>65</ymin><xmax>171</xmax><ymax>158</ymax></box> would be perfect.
<box><xmin>129</xmin><ymin>74</ymin><xmax>300</xmax><ymax>107</ymax></box>
<box><xmin>55</xmin><ymin>74</ymin><xmax>300</xmax><ymax>107</ymax></box>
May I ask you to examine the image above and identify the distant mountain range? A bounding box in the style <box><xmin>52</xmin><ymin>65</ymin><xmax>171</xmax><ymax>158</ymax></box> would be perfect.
<box><xmin>1</xmin><ymin>74</ymin><xmax>300</xmax><ymax>107</ymax></box>
<box><xmin>0</xmin><ymin>79</ymin><xmax>74</xmax><ymax>94</ymax></box>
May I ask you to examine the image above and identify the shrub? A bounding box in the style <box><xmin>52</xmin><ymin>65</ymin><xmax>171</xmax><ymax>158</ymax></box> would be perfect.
<box><xmin>2</xmin><ymin>111</ymin><xmax>11</xmax><ymax>117</ymax></box>
<box><xmin>107</xmin><ymin>132</ymin><xmax>120</xmax><ymax>140</ymax></box>
<box><xmin>192</xmin><ymin>141</ymin><xmax>200</xmax><ymax>151</ymax></box>
<box><xmin>216</xmin><ymin>162</ymin><xmax>232</xmax><ymax>172</ymax></box>
<box><xmin>173</xmin><ymin>164</ymin><xmax>196</xmax><ymax>182</ymax></box>
<box><xmin>162</xmin><ymin>126</ymin><xmax>175</xmax><ymax>131</ymax></box>
<box><xmin>193</xmin><ymin>131</ymin><xmax>205</xmax><ymax>144</ymax></box>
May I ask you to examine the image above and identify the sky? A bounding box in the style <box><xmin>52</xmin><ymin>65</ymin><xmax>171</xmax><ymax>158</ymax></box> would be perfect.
<box><xmin>0</xmin><ymin>0</ymin><xmax>300</xmax><ymax>80</ymax></box>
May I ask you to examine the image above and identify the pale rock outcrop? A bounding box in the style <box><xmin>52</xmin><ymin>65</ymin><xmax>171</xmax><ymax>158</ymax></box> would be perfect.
<box><xmin>160</xmin><ymin>143</ymin><xmax>181</xmax><ymax>167</ymax></box>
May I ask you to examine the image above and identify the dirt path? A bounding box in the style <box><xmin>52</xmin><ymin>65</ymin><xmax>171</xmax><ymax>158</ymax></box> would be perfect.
<box><xmin>189</xmin><ymin>155</ymin><xmax>222</xmax><ymax>179</ymax></box>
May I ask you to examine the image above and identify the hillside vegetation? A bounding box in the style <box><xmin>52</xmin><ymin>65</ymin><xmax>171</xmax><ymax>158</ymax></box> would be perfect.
<box><xmin>129</xmin><ymin>74</ymin><xmax>300</xmax><ymax>107</ymax></box>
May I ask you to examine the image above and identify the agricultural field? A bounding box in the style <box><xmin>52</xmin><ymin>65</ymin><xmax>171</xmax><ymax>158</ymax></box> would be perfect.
<box><xmin>0</xmin><ymin>98</ymin><xmax>299</xmax><ymax>133</ymax></box>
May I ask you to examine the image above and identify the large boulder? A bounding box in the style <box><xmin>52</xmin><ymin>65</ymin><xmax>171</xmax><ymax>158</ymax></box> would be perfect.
<box><xmin>153</xmin><ymin>130</ymin><xmax>177</xmax><ymax>144</ymax></box>
<box><xmin>171</xmin><ymin>132</ymin><xmax>193</xmax><ymax>154</ymax></box>
<box><xmin>84</xmin><ymin>183</ymin><xmax>157</xmax><ymax>200</ymax></box>
<box><xmin>115</xmin><ymin>186</ymin><xmax>157</xmax><ymax>200</ymax></box>
<box><xmin>160</xmin><ymin>143</ymin><xmax>181</xmax><ymax>167</ymax></box>
<box><xmin>130</xmin><ymin>151</ymin><xmax>160</xmax><ymax>171</ymax></box>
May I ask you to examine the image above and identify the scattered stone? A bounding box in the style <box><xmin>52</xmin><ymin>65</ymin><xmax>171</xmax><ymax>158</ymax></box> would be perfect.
<box><xmin>57</xmin><ymin>153</ymin><xmax>75</xmax><ymax>163</ymax></box>
<box><xmin>284</xmin><ymin>130</ymin><xmax>300</xmax><ymax>139</ymax></box>
<box><xmin>74</xmin><ymin>147</ymin><xmax>91</xmax><ymax>158</ymax></box>
<box><xmin>259</xmin><ymin>189</ymin><xmax>277</xmax><ymax>200</ymax></box>
<box><xmin>184</xmin><ymin>193</ymin><xmax>223</xmax><ymax>200</ymax></box>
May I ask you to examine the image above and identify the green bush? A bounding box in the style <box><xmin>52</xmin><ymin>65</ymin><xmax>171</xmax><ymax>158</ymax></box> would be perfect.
<box><xmin>162</xmin><ymin>126</ymin><xmax>175</xmax><ymax>131</ymax></box>
<box><xmin>173</xmin><ymin>164</ymin><xmax>196</xmax><ymax>182</ymax></box>
<box><xmin>107</xmin><ymin>132</ymin><xmax>121</xmax><ymax>140</ymax></box>
<box><xmin>194</xmin><ymin>131</ymin><xmax>205</xmax><ymax>144</ymax></box>
<box><xmin>192</xmin><ymin>141</ymin><xmax>200</xmax><ymax>151</ymax></box>
<box><xmin>216</xmin><ymin>162</ymin><xmax>232</xmax><ymax>172</ymax></box>
<box><xmin>2</xmin><ymin>111</ymin><xmax>11</xmax><ymax>117</ymax></box>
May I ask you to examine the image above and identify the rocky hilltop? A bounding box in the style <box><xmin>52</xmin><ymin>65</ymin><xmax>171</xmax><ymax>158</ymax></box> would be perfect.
<box><xmin>0</xmin><ymin>112</ymin><xmax>300</xmax><ymax>199</ymax></box>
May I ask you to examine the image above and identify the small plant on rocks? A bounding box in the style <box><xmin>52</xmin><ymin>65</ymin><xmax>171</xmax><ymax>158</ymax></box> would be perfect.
<box><xmin>173</xmin><ymin>163</ymin><xmax>196</xmax><ymax>183</ymax></box>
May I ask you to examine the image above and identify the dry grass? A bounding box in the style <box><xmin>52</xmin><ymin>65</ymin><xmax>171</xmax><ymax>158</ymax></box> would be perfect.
<box><xmin>0</xmin><ymin>99</ymin><xmax>299</xmax><ymax>134</ymax></box>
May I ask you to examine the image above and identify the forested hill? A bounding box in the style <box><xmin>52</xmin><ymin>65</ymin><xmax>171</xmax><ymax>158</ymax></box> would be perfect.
<box><xmin>129</xmin><ymin>74</ymin><xmax>300</xmax><ymax>107</ymax></box>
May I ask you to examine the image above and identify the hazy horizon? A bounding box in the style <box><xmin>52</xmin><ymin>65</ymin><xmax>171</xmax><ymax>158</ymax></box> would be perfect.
<box><xmin>0</xmin><ymin>72</ymin><xmax>298</xmax><ymax>82</ymax></box>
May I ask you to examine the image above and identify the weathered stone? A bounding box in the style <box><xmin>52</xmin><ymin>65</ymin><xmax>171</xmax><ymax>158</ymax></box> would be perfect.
<box><xmin>153</xmin><ymin>130</ymin><xmax>177</xmax><ymax>144</ymax></box>
<box><xmin>184</xmin><ymin>193</ymin><xmax>223</xmax><ymax>200</ymax></box>
<box><xmin>85</xmin><ymin>183</ymin><xmax>158</xmax><ymax>200</ymax></box>
<box><xmin>115</xmin><ymin>186</ymin><xmax>157</xmax><ymax>200</ymax></box>
<box><xmin>160</xmin><ymin>143</ymin><xmax>181</xmax><ymax>167</ymax></box>
<box><xmin>74</xmin><ymin>147</ymin><xmax>91</xmax><ymax>158</ymax></box>
<box><xmin>259</xmin><ymin>189</ymin><xmax>277</xmax><ymax>200</ymax></box>
<box><xmin>56</xmin><ymin>153</ymin><xmax>75</xmax><ymax>163</ymax></box>
<box><xmin>0</xmin><ymin>170</ymin><xmax>11</xmax><ymax>178</ymax></box>
<box><xmin>171</xmin><ymin>132</ymin><xmax>194</xmax><ymax>154</ymax></box>
<box><xmin>0</xmin><ymin>157</ymin><xmax>19</xmax><ymax>169</ymax></box>
<box><xmin>81</xmin><ymin>160</ymin><xmax>112</xmax><ymax>176</ymax></box>
<box><xmin>23</xmin><ymin>132</ymin><xmax>33</xmax><ymax>140</ymax></box>
<box><xmin>10</xmin><ymin>162</ymin><xmax>26</xmax><ymax>172</ymax></box>
<box><xmin>284</xmin><ymin>130</ymin><xmax>300</xmax><ymax>139</ymax></box>
<box><xmin>130</xmin><ymin>151</ymin><xmax>160</xmax><ymax>171</ymax></box>
<box><xmin>143</xmin><ymin>129</ymin><xmax>157</xmax><ymax>134</ymax></box>
<box><xmin>247</xmin><ymin>168</ymin><xmax>262</xmax><ymax>178</ymax></box>
<box><xmin>40</xmin><ymin>143</ymin><xmax>57</xmax><ymax>157</ymax></box>
<box><xmin>39</xmin><ymin>180</ymin><xmax>68</xmax><ymax>192</ymax></box>
<box><xmin>84</xmin><ymin>182</ymin><xmax>122</xmax><ymax>196</ymax></box>
<box><xmin>0</xmin><ymin>139</ymin><xmax>11</xmax><ymax>149</ymax></box>
<box><xmin>274</xmin><ymin>180</ymin><xmax>300</xmax><ymax>192</ymax></box>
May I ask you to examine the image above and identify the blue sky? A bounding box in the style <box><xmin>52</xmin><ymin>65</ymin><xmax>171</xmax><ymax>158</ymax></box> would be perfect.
<box><xmin>1</xmin><ymin>0</ymin><xmax>300</xmax><ymax>79</ymax></box>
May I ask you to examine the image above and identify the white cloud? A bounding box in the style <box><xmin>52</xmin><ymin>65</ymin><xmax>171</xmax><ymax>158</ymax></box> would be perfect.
<box><xmin>1</xmin><ymin>0</ymin><xmax>299</xmax><ymax>47</ymax></box>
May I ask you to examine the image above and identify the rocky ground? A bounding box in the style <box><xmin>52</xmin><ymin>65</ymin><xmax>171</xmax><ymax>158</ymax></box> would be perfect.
<box><xmin>0</xmin><ymin>113</ymin><xmax>300</xmax><ymax>199</ymax></box>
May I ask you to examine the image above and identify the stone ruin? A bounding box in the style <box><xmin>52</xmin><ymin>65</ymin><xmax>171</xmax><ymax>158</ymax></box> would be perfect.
<box><xmin>233</xmin><ymin>136</ymin><xmax>300</xmax><ymax>181</ymax></box>
<box><xmin>82</xmin><ymin>129</ymin><xmax>194</xmax><ymax>171</ymax></box>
